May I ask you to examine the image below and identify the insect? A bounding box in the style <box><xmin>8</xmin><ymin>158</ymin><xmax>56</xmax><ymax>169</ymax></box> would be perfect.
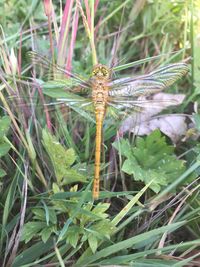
<box><xmin>13</xmin><ymin>52</ymin><xmax>189</xmax><ymax>199</ymax></box>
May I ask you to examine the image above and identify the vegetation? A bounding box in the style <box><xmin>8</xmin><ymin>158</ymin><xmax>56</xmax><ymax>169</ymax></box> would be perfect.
<box><xmin>0</xmin><ymin>0</ymin><xmax>200</xmax><ymax>266</ymax></box>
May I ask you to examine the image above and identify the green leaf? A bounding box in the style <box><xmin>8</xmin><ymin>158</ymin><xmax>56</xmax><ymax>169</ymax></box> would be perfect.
<box><xmin>92</xmin><ymin>203</ymin><xmax>110</xmax><ymax>219</ymax></box>
<box><xmin>32</xmin><ymin>208</ymin><xmax>57</xmax><ymax>224</ymax></box>
<box><xmin>66</xmin><ymin>226</ymin><xmax>81</xmax><ymax>248</ymax></box>
<box><xmin>61</xmin><ymin>168</ymin><xmax>87</xmax><ymax>185</ymax></box>
<box><xmin>0</xmin><ymin>116</ymin><xmax>11</xmax><ymax>138</ymax></box>
<box><xmin>65</xmin><ymin>148</ymin><xmax>76</xmax><ymax>166</ymax></box>
<box><xmin>193</xmin><ymin>113</ymin><xmax>200</xmax><ymax>131</ymax></box>
<box><xmin>76</xmin><ymin>221</ymin><xmax>185</xmax><ymax>266</ymax></box>
<box><xmin>91</xmin><ymin>220</ymin><xmax>114</xmax><ymax>239</ymax></box>
<box><xmin>32</xmin><ymin>208</ymin><xmax>46</xmax><ymax>221</ymax></box>
<box><xmin>42</xmin><ymin>129</ymin><xmax>86</xmax><ymax>184</ymax></box>
<box><xmin>40</xmin><ymin>227</ymin><xmax>52</xmax><ymax>243</ymax></box>
<box><xmin>52</xmin><ymin>182</ymin><xmax>61</xmax><ymax>193</ymax></box>
<box><xmin>88</xmin><ymin>234</ymin><xmax>98</xmax><ymax>254</ymax></box>
<box><xmin>0</xmin><ymin>140</ymin><xmax>11</xmax><ymax>157</ymax></box>
<box><xmin>21</xmin><ymin>222</ymin><xmax>47</xmax><ymax>243</ymax></box>
<box><xmin>112</xmin><ymin>138</ymin><xmax>132</xmax><ymax>158</ymax></box>
<box><xmin>122</xmin><ymin>158</ymin><xmax>166</xmax><ymax>193</ymax></box>
<box><xmin>114</xmin><ymin>130</ymin><xmax>185</xmax><ymax>193</ymax></box>
<box><xmin>12</xmin><ymin>239</ymin><xmax>54</xmax><ymax>267</ymax></box>
<box><xmin>57</xmin><ymin>218</ymin><xmax>73</xmax><ymax>242</ymax></box>
<box><xmin>49</xmin><ymin>209</ymin><xmax>57</xmax><ymax>224</ymax></box>
<box><xmin>25</xmin><ymin>130</ymin><xmax>36</xmax><ymax>160</ymax></box>
<box><xmin>0</xmin><ymin>168</ymin><xmax>6</xmax><ymax>177</ymax></box>
<box><xmin>112</xmin><ymin>182</ymin><xmax>152</xmax><ymax>227</ymax></box>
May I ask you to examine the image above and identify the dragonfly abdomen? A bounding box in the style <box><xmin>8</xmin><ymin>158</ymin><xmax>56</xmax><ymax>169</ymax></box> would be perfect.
<box><xmin>92</xmin><ymin>82</ymin><xmax>109</xmax><ymax>106</ymax></box>
<box><xmin>93</xmin><ymin>111</ymin><xmax>104</xmax><ymax>199</ymax></box>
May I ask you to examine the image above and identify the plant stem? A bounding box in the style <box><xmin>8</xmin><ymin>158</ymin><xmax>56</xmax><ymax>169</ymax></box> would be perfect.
<box><xmin>76</xmin><ymin>0</ymin><xmax>98</xmax><ymax>65</ymax></box>
<box><xmin>90</xmin><ymin>0</ymin><xmax>97</xmax><ymax>65</ymax></box>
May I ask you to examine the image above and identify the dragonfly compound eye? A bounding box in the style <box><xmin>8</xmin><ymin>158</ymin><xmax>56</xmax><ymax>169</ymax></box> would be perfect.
<box><xmin>92</xmin><ymin>69</ymin><xmax>98</xmax><ymax>76</ymax></box>
<box><xmin>101</xmin><ymin>67</ymin><xmax>109</xmax><ymax>77</ymax></box>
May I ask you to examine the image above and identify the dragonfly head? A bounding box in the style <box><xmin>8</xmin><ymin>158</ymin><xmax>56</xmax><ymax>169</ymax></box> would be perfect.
<box><xmin>92</xmin><ymin>64</ymin><xmax>111</xmax><ymax>79</ymax></box>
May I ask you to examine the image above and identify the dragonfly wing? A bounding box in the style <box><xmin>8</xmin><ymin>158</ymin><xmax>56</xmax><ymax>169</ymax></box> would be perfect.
<box><xmin>7</xmin><ymin>93</ymin><xmax>95</xmax><ymax>123</ymax></box>
<box><xmin>109</xmin><ymin>62</ymin><xmax>188</xmax><ymax>97</ymax></box>
<box><xmin>109</xmin><ymin>79</ymin><xmax>166</xmax><ymax>98</ymax></box>
<box><xmin>27</xmin><ymin>51</ymin><xmax>90</xmax><ymax>88</ymax></box>
<box><xmin>71</xmin><ymin>103</ymin><xmax>95</xmax><ymax>123</ymax></box>
<box><xmin>56</xmin><ymin>98</ymin><xmax>95</xmax><ymax>123</ymax></box>
<box><xmin>42</xmin><ymin>80</ymin><xmax>91</xmax><ymax>98</ymax></box>
<box><xmin>107</xmin><ymin>93</ymin><xmax>185</xmax><ymax>122</ymax></box>
<box><xmin>109</xmin><ymin>93</ymin><xmax>186</xmax><ymax>135</ymax></box>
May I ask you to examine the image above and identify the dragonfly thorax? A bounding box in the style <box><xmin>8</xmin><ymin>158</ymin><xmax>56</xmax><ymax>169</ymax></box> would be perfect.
<box><xmin>91</xmin><ymin>64</ymin><xmax>110</xmax><ymax>109</ymax></box>
<box><xmin>92</xmin><ymin>82</ymin><xmax>109</xmax><ymax>107</ymax></box>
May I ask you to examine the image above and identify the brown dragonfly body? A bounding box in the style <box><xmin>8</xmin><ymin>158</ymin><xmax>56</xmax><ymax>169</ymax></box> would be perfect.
<box><xmin>91</xmin><ymin>64</ymin><xmax>111</xmax><ymax>199</ymax></box>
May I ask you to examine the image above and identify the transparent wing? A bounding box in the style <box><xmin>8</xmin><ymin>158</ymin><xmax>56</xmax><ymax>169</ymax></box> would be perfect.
<box><xmin>108</xmin><ymin>63</ymin><xmax>188</xmax><ymax>98</ymax></box>
<box><xmin>3</xmin><ymin>51</ymin><xmax>91</xmax><ymax>97</ymax></box>
<box><xmin>106</xmin><ymin>97</ymin><xmax>177</xmax><ymax>121</ymax></box>
<box><xmin>2</xmin><ymin>50</ymin><xmax>94</xmax><ymax>121</ymax></box>
<box><xmin>27</xmin><ymin>51</ymin><xmax>90</xmax><ymax>89</ymax></box>
<box><xmin>5</xmin><ymin>92</ymin><xmax>95</xmax><ymax>123</ymax></box>
<box><xmin>107</xmin><ymin>93</ymin><xmax>186</xmax><ymax>134</ymax></box>
<box><xmin>44</xmin><ymin>90</ymin><xmax>95</xmax><ymax>123</ymax></box>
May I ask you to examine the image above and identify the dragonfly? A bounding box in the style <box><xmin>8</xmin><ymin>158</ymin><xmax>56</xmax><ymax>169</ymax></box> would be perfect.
<box><xmin>10</xmin><ymin>52</ymin><xmax>189</xmax><ymax>199</ymax></box>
